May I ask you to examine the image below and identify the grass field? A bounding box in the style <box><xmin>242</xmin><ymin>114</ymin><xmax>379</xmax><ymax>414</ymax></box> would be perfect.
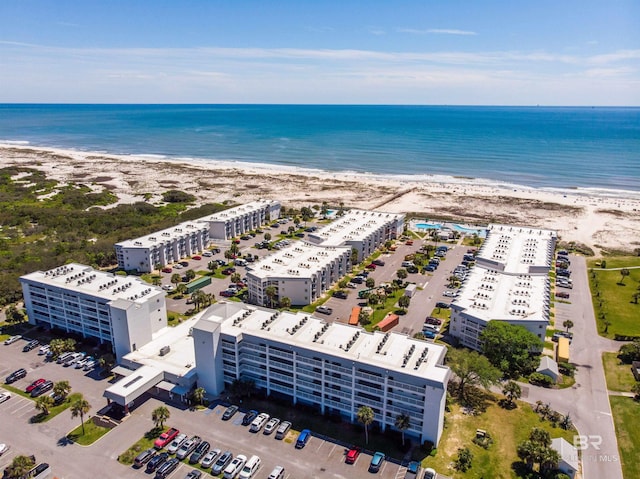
<box><xmin>118</xmin><ymin>427</ymin><xmax>163</xmax><ymax>464</ymax></box>
<box><xmin>67</xmin><ymin>419</ymin><xmax>111</xmax><ymax>445</ymax></box>
<box><xmin>610</xmin><ymin>396</ymin><xmax>640</xmax><ymax>479</ymax></box>
<box><xmin>422</xmin><ymin>401</ymin><xmax>576</xmax><ymax>479</ymax></box>
<box><xmin>602</xmin><ymin>352</ymin><xmax>638</xmax><ymax>392</ymax></box>
<box><xmin>587</xmin><ymin>257</ymin><xmax>640</xmax><ymax>338</ymax></box>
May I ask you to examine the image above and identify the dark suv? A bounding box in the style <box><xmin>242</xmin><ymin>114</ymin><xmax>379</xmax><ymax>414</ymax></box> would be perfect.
<box><xmin>5</xmin><ymin>368</ymin><xmax>27</xmax><ymax>384</ymax></box>
<box><xmin>242</xmin><ymin>410</ymin><xmax>258</xmax><ymax>426</ymax></box>
<box><xmin>155</xmin><ymin>458</ymin><xmax>179</xmax><ymax>479</ymax></box>
<box><xmin>189</xmin><ymin>441</ymin><xmax>210</xmax><ymax>464</ymax></box>
<box><xmin>222</xmin><ymin>405</ymin><xmax>238</xmax><ymax>421</ymax></box>
<box><xmin>146</xmin><ymin>452</ymin><xmax>169</xmax><ymax>473</ymax></box>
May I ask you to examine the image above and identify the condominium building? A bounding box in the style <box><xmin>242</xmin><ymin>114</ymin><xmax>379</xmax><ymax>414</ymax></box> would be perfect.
<box><xmin>115</xmin><ymin>220</ymin><xmax>210</xmax><ymax>273</ymax></box>
<box><xmin>193</xmin><ymin>302</ymin><xmax>450</xmax><ymax>445</ymax></box>
<box><xmin>200</xmin><ymin>199</ymin><xmax>281</xmax><ymax>240</ymax></box>
<box><xmin>20</xmin><ymin>263</ymin><xmax>167</xmax><ymax>360</ymax></box>
<box><xmin>246</xmin><ymin>242</ymin><xmax>352</xmax><ymax>306</ymax></box>
<box><xmin>450</xmin><ymin>224</ymin><xmax>557</xmax><ymax>350</ymax></box>
<box><xmin>307</xmin><ymin>209</ymin><xmax>405</xmax><ymax>261</ymax></box>
<box><xmin>114</xmin><ymin>199</ymin><xmax>280</xmax><ymax>273</ymax></box>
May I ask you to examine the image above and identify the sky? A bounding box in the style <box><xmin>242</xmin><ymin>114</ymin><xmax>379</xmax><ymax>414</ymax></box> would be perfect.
<box><xmin>0</xmin><ymin>0</ymin><xmax>639</xmax><ymax>105</ymax></box>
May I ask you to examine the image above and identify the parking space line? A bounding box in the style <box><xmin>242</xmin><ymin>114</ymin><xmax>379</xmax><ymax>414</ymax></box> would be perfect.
<box><xmin>10</xmin><ymin>401</ymin><xmax>33</xmax><ymax>415</ymax></box>
<box><xmin>327</xmin><ymin>443</ymin><xmax>336</xmax><ymax>457</ymax></box>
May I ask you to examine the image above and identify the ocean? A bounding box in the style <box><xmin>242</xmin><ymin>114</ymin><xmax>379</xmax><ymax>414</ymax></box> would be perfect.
<box><xmin>1</xmin><ymin>104</ymin><xmax>639</xmax><ymax>193</ymax></box>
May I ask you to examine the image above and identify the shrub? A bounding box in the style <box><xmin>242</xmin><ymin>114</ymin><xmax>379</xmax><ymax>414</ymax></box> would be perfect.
<box><xmin>529</xmin><ymin>372</ymin><xmax>553</xmax><ymax>387</ymax></box>
<box><xmin>617</xmin><ymin>341</ymin><xmax>640</xmax><ymax>364</ymax></box>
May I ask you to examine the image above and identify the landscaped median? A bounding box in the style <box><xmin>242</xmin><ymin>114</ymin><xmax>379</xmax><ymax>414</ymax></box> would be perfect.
<box><xmin>67</xmin><ymin>420</ymin><xmax>111</xmax><ymax>446</ymax></box>
<box><xmin>118</xmin><ymin>427</ymin><xmax>163</xmax><ymax>465</ymax></box>
<box><xmin>1</xmin><ymin>386</ymin><xmax>82</xmax><ymax>423</ymax></box>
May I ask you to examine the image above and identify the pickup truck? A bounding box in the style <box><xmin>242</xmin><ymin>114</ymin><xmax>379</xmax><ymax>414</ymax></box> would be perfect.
<box><xmin>154</xmin><ymin>427</ymin><xmax>180</xmax><ymax>449</ymax></box>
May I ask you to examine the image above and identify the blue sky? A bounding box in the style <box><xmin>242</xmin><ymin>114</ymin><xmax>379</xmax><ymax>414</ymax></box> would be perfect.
<box><xmin>0</xmin><ymin>1</ymin><xmax>638</xmax><ymax>105</ymax></box>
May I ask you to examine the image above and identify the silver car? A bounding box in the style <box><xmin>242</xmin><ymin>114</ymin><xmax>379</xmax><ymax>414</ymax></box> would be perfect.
<box><xmin>166</xmin><ymin>433</ymin><xmax>187</xmax><ymax>454</ymax></box>
<box><xmin>201</xmin><ymin>448</ymin><xmax>221</xmax><ymax>469</ymax></box>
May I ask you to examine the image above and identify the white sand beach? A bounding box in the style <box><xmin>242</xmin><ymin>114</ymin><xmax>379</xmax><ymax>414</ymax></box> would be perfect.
<box><xmin>2</xmin><ymin>144</ymin><xmax>639</xmax><ymax>256</ymax></box>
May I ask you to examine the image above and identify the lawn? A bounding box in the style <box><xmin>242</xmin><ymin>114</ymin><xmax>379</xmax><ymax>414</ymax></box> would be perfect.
<box><xmin>602</xmin><ymin>352</ymin><xmax>638</xmax><ymax>392</ymax></box>
<box><xmin>422</xmin><ymin>401</ymin><xmax>576</xmax><ymax>479</ymax></box>
<box><xmin>118</xmin><ymin>426</ymin><xmax>163</xmax><ymax>465</ymax></box>
<box><xmin>610</xmin><ymin>396</ymin><xmax>640</xmax><ymax>479</ymax></box>
<box><xmin>588</xmin><ymin>257</ymin><xmax>640</xmax><ymax>338</ymax></box>
<box><xmin>67</xmin><ymin>419</ymin><xmax>112</xmax><ymax>445</ymax></box>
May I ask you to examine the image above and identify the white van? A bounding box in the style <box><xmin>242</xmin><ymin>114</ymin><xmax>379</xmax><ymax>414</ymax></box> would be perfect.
<box><xmin>4</xmin><ymin>335</ymin><xmax>21</xmax><ymax>345</ymax></box>
<box><xmin>238</xmin><ymin>455</ymin><xmax>261</xmax><ymax>479</ymax></box>
<box><xmin>249</xmin><ymin>413</ymin><xmax>269</xmax><ymax>433</ymax></box>
<box><xmin>56</xmin><ymin>352</ymin><xmax>73</xmax><ymax>364</ymax></box>
<box><xmin>224</xmin><ymin>454</ymin><xmax>247</xmax><ymax>479</ymax></box>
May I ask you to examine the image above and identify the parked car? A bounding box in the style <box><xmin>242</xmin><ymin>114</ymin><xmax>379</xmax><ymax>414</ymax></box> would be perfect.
<box><xmin>242</xmin><ymin>410</ymin><xmax>258</xmax><ymax>426</ymax></box>
<box><xmin>146</xmin><ymin>452</ymin><xmax>169</xmax><ymax>473</ymax></box>
<box><xmin>250</xmin><ymin>413</ymin><xmax>270</xmax><ymax>432</ymax></box>
<box><xmin>365</xmin><ymin>263</ymin><xmax>377</xmax><ymax>270</ymax></box>
<box><xmin>443</xmin><ymin>290</ymin><xmax>458</xmax><ymax>298</ymax></box>
<box><xmin>350</xmin><ymin>276</ymin><xmax>364</xmax><ymax>284</ymax></box>
<box><xmin>404</xmin><ymin>461</ymin><xmax>421</xmax><ymax>479</ymax></box>
<box><xmin>345</xmin><ymin>446</ymin><xmax>361</xmax><ymax>464</ymax></box>
<box><xmin>4</xmin><ymin>335</ymin><xmax>21</xmax><ymax>345</ymax></box>
<box><xmin>295</xmin><ymin>429</ymin><xmax>311</xmax><ymax>449</ymax></box>
<box><xmin>155</xmin><ymin>457</ymin><xmax>179</xmax><ymax>479</ymax></box>
<box><xmin>372</xmin><ymin>259</ymin><xmax>385</xmax><ymax>266</ymax></box>
<box><xmin>83</xmin><ymin>359</ymin><xmax>97</xmax><ymax>371</ymax></box>
<box><xmin>202</xmin><ymin>251</ymin><xmax>213</xmax><ymax>257</ymax></box>
<box><xmin>315</xmin><ymin>306</ymin><xmax>333</xmax><ymax>315</ymax></box>
<box><xmin>267</xmin><ymin>466</ymin><xmax>285</xmax><ymax>479</ymax></box>
<box><xmin>154</xmin><ymin>427</ymin><xmax>180</xmax><ymax>449</ymax></box>
<box><xmin>133</xmin><ymin>448</ymin><xmax>156</xmax><ymax>468</ymax></box>
<box><xmin>176</xmin><ymin>435</ymin><xmax>201</xmax><ymax>460</ymax></box>
<box><xmin>224</xmin><ymin>454</ymin><xmax>247</xmax><ymax>479</ymax></box>
<box><xmin>423</xmin><ymin>467</ymin><xmax>437</xmax><ymax>479</ymax></box>
<box><xmin>425</xmin><ymin>316</ymin><xmax>442</xmax><ymax>325</ymax></box>
<box><xmin>275</xmin><ymin>421</ymin><xmax>292</xmax><ymax>440</ymax></box>
<box><xmin>161</xmin><ymin>267</ymin><xmax>173</xmax><ymax>273</ymax></box>
<box><xmin>23</xmin><ymin>339</ymin><xmax>40</xmax><ymax>352</ymax></box>
<box><xmin>26</xmin><ymin>378</ymin><xmax>46</xmax><ymax>393</ymax></box>
<box><xmin>263</xmin><ymin>417</ymin><xmax>280</xmax><ymax>435</ymax></box>
<box><xmin>0</xmin><ymin>444</ymin><xmax>10</xmax><ymax>456</ymax></box>
<box><xmin>38</xmin><ymin>344</ymin><xmax>50</xmax><ymax>355</ymax></box>
<box><xmin>201</xmin><ymin>448</ymin><xmax>221</xmax><ymax>469</ymax></box>
<box><xmin>0</xmin><ymin>391</ymin><xmax>11</xmax><ymax>403</ymax></box>
<box><xmin>180</xmin><ymin>261</ymin><xmax>190</xmax><ymax>267</ymax></box>
<box><xmin>173</xmin><ymin>264</ymin><xmax>183</xmax><ymax>269</ymax></box>
<box><xmin>166</xmin><ymin>433</ymin><xmax>188</xmax><ymax>454</ymax></box>
<box><xmin>192</xmin><ymin>255</ymin><xmax>202</xmax><ymax>260</ymax></box>
<box><xmin>423</xmin><ymin>330</ymin><xmax>436</xmax><ymax>339</ymax></box>
<box><xmin>222</xmin><ymin>268</ymin><xmax>236</xmax><ymax>275</ymax></box>
<box><xmin>369</xmin><ymin>452</ymin><xmax>386</xmax><ymax>472</ymax></box>
<box><xmin>222</xmin><ymin>404</ymin><xmax>239</xmax><ymax>421</ymax></box>
<box><xmin>332</xmin><ymin>291</ymin><xmax>348</xmax><ymax>299</ymax></box>
<box><xmin>31</xmin><ymin>380</ymin><xmax>54</xmax><ymax>397</ymax></box>
<box><xmin>189</xmin><ymin>440</ymin><xmax>210</xmax><ymax>464</ymax></box>
<box><xmin>185</xmin><ymin>470</ymin><xmax>202</xmax><ymax>479</ymax></box>
<box><xmin>435</xmin><ymin>302</ymin><xmax>450</xmax><ymax>309</ymax></box>
<box><xmin>5</xmin><ymin>368</ymin><xmax>27</xmax><ymax>384</ymax></box>
<box><xmin>212</xmin><ymin>451</ymin><xmax>234</xmax><ymax>476</ymax></box>
<box><xmin>238</xmin><ymin>455</ymin><xmax>261</xmax><ymax>479</ymax></box>
<box><xmin>424</xmin><ymin>265</ymin><xmax>436</xmax><ymax>272</ymax></box>
<box><xmin>555</xmin><ymin>291</ymin><xmax>570</xmax><ymax>299</ymax></box>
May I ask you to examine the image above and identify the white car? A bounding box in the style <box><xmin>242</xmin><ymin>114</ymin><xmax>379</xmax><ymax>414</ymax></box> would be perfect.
<box><xmin>0</xmin><ymin>391</ymin><xmax>11</xmax><ymax>403</ymax></box>
<box><xmin>224</xmin><ymin>454</ymin><xmax>247</xmax><ymax>479</ymax></box>
<box><xmin>250</xmin><ymin>413</ymin><xmax>270</xmax><ymax>432</ymax></box>
<box><xmin>173</xmin><ymin>264</ymin><xmax>183</xmax><ymax>269</ymax></box>
<box><xmin>166</xmin><ymin>433</ymin><xmax>188</xmax><ymax>454</ymax></box>
<box><xmin>0</xmin><ymin>444</ymin><xmax>9</xmax><ymax>456</ymax></box>
<box><xmin>201</xmin><ymin>448</ymin><xmax>221</xmax><ymax>468</ymax></box>
<box><xmin>202</xmin><ymin>251</ymin><xmax>213</xmax><ymax>257</ymax></box>
<box><xmin>263</xmin><ymin>418</ymin><xmax>280</xmax><ymax>435</ymax></box>
<box><xmin>443</xmin><ymin>290</ymin><xmax>458</xmax><ymax>297</ymax></box>
<box><xmin>83</xmin><ymin>360</ymin><xmax>97</xmax><ymax>371</ymax></box>
<box><xmin>4</xmin><ymin>335</ymin><xmax>21</xmax><ymax>345</ymax></box>
<box><xmin>38</xmin><ymin>344</ymin><xmax>50</xmax><ymax>355</ymax></box>
<box><xmin>162</xmin><ymin>284</ymin><xmax>174</xmax><ymax>291</ymax></box>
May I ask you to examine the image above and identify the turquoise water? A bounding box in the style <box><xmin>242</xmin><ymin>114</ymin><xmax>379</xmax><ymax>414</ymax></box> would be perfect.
<box><xmin>1</xmin><ymin>104</ymin><xmax>638</xmax><ymax>192</ymax></box>
<box><xmin>414</xmin><ymin>222</ymin><xmax>487</xmax><ymax>237</ymax></box>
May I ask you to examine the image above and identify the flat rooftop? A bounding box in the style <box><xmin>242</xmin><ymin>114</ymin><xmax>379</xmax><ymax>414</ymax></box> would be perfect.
<box><xmin>115</xmin><ymin>220</ymin><xmax>207</xmax><ymax>249</ymax></box>
<box><xmin>200</xmin><ymin>199</ymin><xmax>278</xmax><ymax>222</ymax></box>
<box><xmin>453</xmin><ymin>266</ymin><xmax>550</xmax><ymax>323</ymax></box>
<box><xmin>477</xmin><ymin>224</ymin><xmax>557</xmax><ymax>274</ymax></box>
<box><xmin>21</xmin><ymin>263</ymin><xmax>163</xmax><ymax>304</ymax></box>
<box><xmin>247</xmin><ymin>242</ymin><xmax>350</xmax><ymax>280</ymax></box>
<box><xmin>200</xmin><ymin>303</ymin><xmax>449</xmax><ymax>384</ymax></box>
<box><xmin>311</xmin><ymin>209</ymin><xmax>404</xmax><ymax>246</ymax></box>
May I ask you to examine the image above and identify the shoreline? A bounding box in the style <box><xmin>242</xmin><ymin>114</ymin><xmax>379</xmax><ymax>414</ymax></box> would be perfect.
<box><xmin>2</xmin><ymin>143</ymin><xmax>640</xmax><ymax>255</ymax></box>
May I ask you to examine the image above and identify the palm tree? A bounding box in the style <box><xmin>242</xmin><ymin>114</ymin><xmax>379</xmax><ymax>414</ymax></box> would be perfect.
<box><xmin>171</xmin><ymin>273</ymin><xmax>181</xmax><ymax>286</ymax></box>
<box><xmin>264</xmin><ymin>232</ymin><xmax>272</xmax><ymax>242</ymax></box>
<box><xmin>230</xmin><ymin>272</ymin><xmax>242</xmax><ymax>284</ymax></box>
<box><xmin>176</xmin><ymin>283</ymin><xmax>187</xmax><ymax>296</ymax></box>
<box><xmin>70</xmin><ymin>396</ymin><xmax>91</xmax><ymax>435</ymax></box>
<box><xmin>279</xmin><ymin>297</ymin><xmax>292</xmax><ymax>309</ymax></box>
<box><xmin>207</xmin><ymin>260</ymin><xmax>217</xmax><ymax>274</ymax></box>
<box><xmin>192</xmin><ymin>387</ymin><xmax>206</xmax><ymax>406</ymax></box>
<box><xmin>517</xmin><ymin>440</ymin><xmax>537</xmax><ymax>471</ymax></box>
<box><xmin>53</xmin><ymin>380</ymin><xmax>71</xmax><ymax>400</ymax></box>
<box><xmin>265</xmin><ymin>285</ymin><xmax>277</xmax><ymax>308</ymax></box>
<box><xmin>152</xmin><ymin>406</ymin><xmax>170</xmax><ymax>428</ymax></box>
<box><xmin>229</xmin><ymin>243</ymin><xmax>240</xmax><ymax>255</ymax></box>
<box><xmin>502</xmin><ymin>380</ymin><xmax>522</xmax><ymax>407</ymax></box>
<box><xmin>563</xmin><ymin>320</ymin><xmax>574</xmax><ymax>333</ymax></box>
<box><xmin>395</xmin><ymin>413</ymin><xmax>411</xmax><ymax>446</ymax></box>
<box><xmin>396</xmin><ymin>269</ymin><xmax>408</xmax><ymax>281</ymax></box>
<box><xmin>6</xmin><ymin>455</ymin><xmax>35</xmax><ymax>479</ymax></box>
<box><xmin>398</xmin><ymin>295</ymin><xmax>411</xmax><ymax>312</ymax></box>
<box><xmin>619</xmin><ymin>268</ymin><xmax>630</xmax><ymax>285</ymax></box>
<box><xmin>365</xmin><ymin>277</ymin><xmax>375</xmax><ymax>288</ymax></box>
<box><xmin>35</xmin><ymin>395</ymin><xmax>54</xmax><ymax>416</ymax></box>
<box><xmin>356</xmin><ymin>405</ymin><xmax>374</xmax><ymax>444</ymax></box>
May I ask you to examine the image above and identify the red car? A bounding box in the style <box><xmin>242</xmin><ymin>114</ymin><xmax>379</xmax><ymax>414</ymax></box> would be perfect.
<box><xmin>365</xmin><ymin>264</ymin><xmax>376</xmax><ymax>270</ymax></box>
<box><xmin>222</xmin><ymin>267</ymin><xmax>236</xmax><ymax>275</ymax></box>
<box><xmin>161</xmin><ymin>267</ymin><xmax>172</xmax><ymax>273</ymax></box>
<box><xmin>345</xmin><ymin>446</ymin><xmax>361</xmax><ymax>464</ymax></box>
<box><xmin>26</xmin><ymin>378</ymin><xmax>46</xmax><ymax>393</ymax></box>
<box><xmin>192</xmin><ymin>255</ymin><xmax>202</xmax><ymax>260</ymax></box>
<box><xmin>154</xmin><ymin>427</ymin><xmax>180</xmax><ymax>449</ymax></box>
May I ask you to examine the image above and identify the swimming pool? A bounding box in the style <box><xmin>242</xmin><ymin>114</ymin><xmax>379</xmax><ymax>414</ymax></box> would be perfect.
<box><xmin>413</xmin><ymin>221</ymin><xmax>487</xmax><ymax>237</ymax></box>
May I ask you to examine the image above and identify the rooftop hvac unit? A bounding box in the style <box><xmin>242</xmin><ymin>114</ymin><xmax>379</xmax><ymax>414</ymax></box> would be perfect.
<box><xmin>159</xmin><ymin>346</ymin><xmax>171</xmax><ymax>356</ymax></box>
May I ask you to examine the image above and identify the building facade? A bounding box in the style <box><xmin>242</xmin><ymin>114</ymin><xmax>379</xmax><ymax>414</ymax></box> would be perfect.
<box><xmin>246</xmin><ymin>242</ymin><xmax>352</xmax><ymax>306</ymax></box>
<box><xmin>193</xmin><ymin>303</ymin><xmax>450</xmax><ymax>445</ymax></box>
<box><xmin>20</xmin><ymin>263</ymin><xmax>167</xmax><ymax>360</ymax></box>
<box><xmin>450</xmin><ymin>224</ymin><xmax>557</xmax><ymax>350</ymax></box>
<box><xmin>201</xmin><ymin>199</ymin><xmax>281</xmax><ymax>240</ymax></box>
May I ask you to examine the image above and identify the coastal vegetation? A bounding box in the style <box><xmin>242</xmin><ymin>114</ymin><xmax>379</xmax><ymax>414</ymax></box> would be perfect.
<box><xmin>0</xmin><ymin>166</ymin><xmax>230</xmax><ymax>305</ymax></box>
<box><xmin>588</xmin><ymin>256</ymin><xmax>640</xmax><ymax>338</ymax></box>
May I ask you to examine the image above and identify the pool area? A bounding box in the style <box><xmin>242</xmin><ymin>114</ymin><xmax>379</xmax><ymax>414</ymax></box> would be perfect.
<box><xmin>411</xmin><ymin>220</ymin><xmax>487</xmax><ymax>237</ymax></box>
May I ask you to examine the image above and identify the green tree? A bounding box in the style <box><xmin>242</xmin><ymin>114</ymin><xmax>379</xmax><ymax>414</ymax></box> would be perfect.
<box><xmin>176</xmin><ymin>283</ymin><xmax>187</xmax><ymax>295</ymax></box>
<box><xmin>185</xmin><ymin>269</ymin><xmax>196</xmax><ymax>281</ymax></box>
<box><xmin>631</xmin><ymin>382</ymin><xmax>640</xmax><ymax>400</ymax></box>
<box><xmin>230</xmin><ymin>243</ymin><xmax>240</xmax><ymax>255</ymax></box>
<box><xmin>619</xmin><ymin>268</ymin><xmax>630</xmax><ymax>285</ymax></box>
<box><xmin>398</xmin><ymin>295</ymin><xmax>411</xmax><ymax>311</ymax></box>
<box><xmin>454</xmin><ymin>447</ymin><xmax>473</xmax><ymax>472</ymax></box>
<box><xmin>350</xmin><ymin>248</ymin><xmax>359</xmax><ymax>265</ymax></box>
<box><xmin>35</xmin><ymin>394</ymin><xmax>54</xmax><ymax>416</ymax></box>
<box><xmin>481</xmin><ymin>321</ymin><xmax>543</xmax><ymax>378</ymax></box>
<box><xmin>170</xmin><ymin>273</ymin><xmax>181</xmax><ymax>285</ymax></box>
<box><xmin>396</xmin><ymin>268</ymin><xmax>408</xmax><ymax>281</ymax></box>
<box><xmin>563</xmin><ymin>320</ymin><xmax>574</xmax><ymax>332</ymax></box>
<box><xmin>365</xmin><ymin>277</ymin><xmax>375</xmax><ymax>288</ymax></box>
<box><xmin>502</xmin><ymin>380</ymin><xmax>522</xmax><ymax>408</ymax></box>
<box><xmin>192</xmin><ymin>387</ymin><xmax>206</xmax><ymax>406</ymax></box>
<box><xmin>448</xmin><ymin>348</ymin><xmax>501</xmax><ymax>401</ymax></box>
<box><xmin>320</xmin><ymin>202</ymin><xmax>329</xmax><ymax>217</ymax></box>
<box><xmin>264</xmin><ymin>232</ymin><xmax>272</xmax><ymax>242</ymax></box>
<box><xmin>70</xmin><ymin>395</ymin><xmax>91</xmax><ymax>435</ymax></box>
<box><xmin>265</xmin><ymin>285</ymin><xmax>277</xmax><ymax>308</ymax></box>
<box><xmin>395</xmin><ymin>413</ymin><xmax>411</xmax><ymax>446</ymax></box>
<box><xmin>358</xmin><ymin>309</ymin><xmax>371</xmax><ymax>326</ymax></box>
<box><xmin>4</xmin><ymin>305</ymin><xmax>24</xmax><ymax>324</ymax></box>
<box><xmin>53</xmin><ymin>380</ymin><xmax>72</xmax><ymax>400</ymax></box>
<box><xmin>357</xmin><ymin>406</ymin><xmax>374</xmax><ymax>444</ymax></box>
<box><xmin>98</xmin><ymin>352</ymin><xmax>115</xmax><ymax>371</ymax></box>
<box><xmin>152</xmin><ymin>406</ymin><xmax>170</xmax><ymax>428</ymax></box>
<box><xmin>5</xmin><ymin>455</ymin><xmax>35</xmax><ymax>479</ymax></box>
<box><xmin>207</xmin><ymin>260</ymin><xmax>217</xmax><ymax>274</ymax></box>
<box><xmin>49</xmin><ymin>338</ymin><xmax>75</xmax><ymax>359</ymax></box>
<box><xmin>279</xmin><ymin>297</ymin><xmax>292</xmax><ymax>309</ymax></box>
<box><xmin>230</xmin><ymin>272</ymin><xmax>242</xmax><ymax>284</ymax></box>
<box><xmin>338</xmin><ymin>279</ymin><xmax>349</xmax><ymax>289</ymax></box>
<box><xmin>517</xmin><ymin>427</ymin><xmax>555</xmax><ymax>472</ymax></box>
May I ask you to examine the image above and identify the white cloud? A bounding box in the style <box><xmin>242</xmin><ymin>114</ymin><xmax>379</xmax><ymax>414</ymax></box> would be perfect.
<box><xmin>398</xmin><ymin>28</ymin><xmax>477</xmax><ymax>36</ymax></box>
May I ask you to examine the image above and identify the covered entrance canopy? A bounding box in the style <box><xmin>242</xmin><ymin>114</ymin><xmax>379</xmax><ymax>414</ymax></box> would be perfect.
<box><xmin>103</xmin><ymin>364</ymin><xmax>163</xmax><ymax>407</ymax></box>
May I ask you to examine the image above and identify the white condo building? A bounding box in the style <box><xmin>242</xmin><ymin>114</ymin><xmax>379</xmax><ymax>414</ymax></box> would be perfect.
<box><xmin>20</xmin><ymin>263</ymin><xmax>167</xmax><ymax>360</ymax></box>
<box><xmin>193</xmin><ymin>302</ymin><xmax>451</xmax><ymax>445</ymax></box>
<box><xmin>246</xmin><ymin>242</ymin><xmax>352</xmax><ymax>306</ymax></box>
<box><xmin>450</xmin><ymin>224</ymin><xmax>557</xmax><ymax>350</ymax></box>
<box><xmin>307</xmin><ymin>209</ymin><xmax>405</xmax><ymax>261</ymax></box>
<box><xmin>114</xmin><ymin>199</ymin><xmax>280</xmax><ymax>273</ymax></box>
